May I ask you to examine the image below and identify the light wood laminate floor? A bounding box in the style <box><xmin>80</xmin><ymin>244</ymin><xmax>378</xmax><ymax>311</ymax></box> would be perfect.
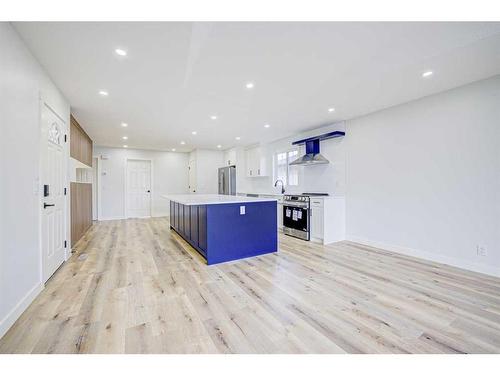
<box><xmin>1</xmin><ymin>217</ymin><xmax>500</xmax><ymax>354</ymax></box>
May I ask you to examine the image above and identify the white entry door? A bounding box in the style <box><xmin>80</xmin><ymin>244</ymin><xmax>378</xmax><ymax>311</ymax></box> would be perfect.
<box><xmin>41</xmin><ymin>103</ymin><xmax>67</xmax><ymax>283</ymax></box>
<box><xmin>126</xmin><ymin>159</ymin><xmax>152</xmax><ymax>218</ymax></box>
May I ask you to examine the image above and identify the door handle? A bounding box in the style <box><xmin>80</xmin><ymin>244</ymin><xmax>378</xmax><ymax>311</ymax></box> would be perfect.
<box><xmin>43</xmin><ymin>203</ymin><xmax>55</xmax><ymax>209</ymax></box>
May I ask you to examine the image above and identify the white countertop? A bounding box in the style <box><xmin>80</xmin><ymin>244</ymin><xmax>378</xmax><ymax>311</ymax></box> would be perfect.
<box><xmin>162</xmin><ymin>194</ymin><xmax>278</xmax><ymax>205</ymax></box>
<box><xmin>237</xmin><ymin>192</ymin><xmax>343</xmax><ymax>200</ymax></box>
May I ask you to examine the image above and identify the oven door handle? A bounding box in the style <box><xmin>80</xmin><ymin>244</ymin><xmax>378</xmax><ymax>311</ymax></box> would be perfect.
<box><xmin>284</xmin><ymin>204</ymin><xmax>309</xmax><ymax>209</ymax></box>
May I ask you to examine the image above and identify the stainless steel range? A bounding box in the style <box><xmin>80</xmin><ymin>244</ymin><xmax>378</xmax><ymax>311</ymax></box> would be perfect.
<box><xmin>283</xmin><ymin>193</ymin><xmax>329</xmax><ymax>241</ymax></box>
<box><xmin>283</xmin><ymin>194</ymin><xmax>310</xmax><ymax>240</ymax></box>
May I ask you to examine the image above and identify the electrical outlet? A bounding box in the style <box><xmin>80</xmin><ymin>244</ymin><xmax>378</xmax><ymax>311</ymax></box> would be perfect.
<box><xmin>476</xmin><ymin>245</ymin><xmax>488</xmax><ymax>257</ymax></box>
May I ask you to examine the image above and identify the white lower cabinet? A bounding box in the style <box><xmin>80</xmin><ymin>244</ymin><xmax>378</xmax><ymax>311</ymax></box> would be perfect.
<box><xmin>309</xmin><ymin>197</ymin><xmax>345</xmax><ymax>244</ymax></box>
<box><xmin>310</xmin><ymin>198</ymin><xmax>324</xmax><ymax>240</ymax></box>
<box><xmin>310</xmin><ymin>206</ymin><xmax>324</xmax><ymax>240</ymax></box>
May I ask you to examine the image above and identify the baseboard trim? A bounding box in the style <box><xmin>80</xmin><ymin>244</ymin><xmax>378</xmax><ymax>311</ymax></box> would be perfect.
<box><xmin>346</xmin><ymin>235</ymin><xmax>500</xmax><ymax>278</ymax></box>
<box><xmin>0</xmin><ymin>283</ymin><xmax>43</xmax><ymax>339</ymax></box>
<box><xmin>97</xmin><ymin>216</ymin><xmax>126</xmax><ymax>221</ymax></box>
<box><xmin>99</xmin><ymin>215</ymin><xmax>169</xmax><ymax>221</ymax></box>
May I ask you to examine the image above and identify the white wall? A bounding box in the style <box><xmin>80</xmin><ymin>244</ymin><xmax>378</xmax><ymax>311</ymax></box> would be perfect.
<box><xmin>345</xmin><ymin>76</ymin><xmax>500</xmax><ymax>276</ymax></box>
<box><xmin>94</xmin><ymin>146</ymin><xmax>190</xmax><ymax>219</ymax></box>
<box><xmin>0</xmin><ymin>23</ymin><xmax>70</xmax><ymax>338</ymax></box>
<box><xmin>235</xmin><ymin>122</ymin><xmax>347</xmax><ymax>196</ymax></box>
<box><xmin>191</xmin><ymin>149</ymin><xmax>224</xmax><ymax>194</ymax></box>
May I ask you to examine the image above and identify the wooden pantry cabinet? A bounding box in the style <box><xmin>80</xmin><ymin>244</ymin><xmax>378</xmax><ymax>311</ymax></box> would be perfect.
<box><xmin>70</xmin><ymin>182</ymin><xmax>93</xmax><ymax>247</ymax></box>
<box><xmin>70</xmin><ymin>114</ymin><xmax>93</xmax><ymax>167</ymax></box>
<box><xmin>70</xmin><ymin>114</ymin><xmax>93</xmax><ymax>246</ymax></box>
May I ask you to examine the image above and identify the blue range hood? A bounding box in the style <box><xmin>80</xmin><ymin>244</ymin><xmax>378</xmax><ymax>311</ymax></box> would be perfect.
<box><xmin>289</xmin><ymin>131</ymin><xmax>345</xmax><ymax>166</ymax></box>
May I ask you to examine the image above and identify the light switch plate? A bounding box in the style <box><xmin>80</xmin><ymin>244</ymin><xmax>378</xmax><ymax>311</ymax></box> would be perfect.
<box><xmin>240</xmin><ymin>206</ymin><xmax>245</xmax><ymax>215</ymax></box>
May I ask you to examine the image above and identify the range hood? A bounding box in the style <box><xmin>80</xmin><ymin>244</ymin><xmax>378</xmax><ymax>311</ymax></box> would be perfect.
<box><xmin>289</xmin><ymin>131</ymin><xmax>345</xmax><ymax>166</ymax></box>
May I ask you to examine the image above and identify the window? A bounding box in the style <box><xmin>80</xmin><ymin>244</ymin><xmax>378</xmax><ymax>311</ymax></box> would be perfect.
<box><xmin>274</xmin><ymin>149</ymin><xmax>299</xmax><ymax>186</ymax></box>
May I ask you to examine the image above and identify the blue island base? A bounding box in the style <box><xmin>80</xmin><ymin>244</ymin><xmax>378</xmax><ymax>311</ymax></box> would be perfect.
<box><xmin>169</xmin><ymin>200</ymin><xmax>278</xmax><ymax>265</ymax></box>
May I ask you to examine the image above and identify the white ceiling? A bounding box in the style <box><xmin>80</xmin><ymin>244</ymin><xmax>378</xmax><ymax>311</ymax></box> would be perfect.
<box><xmin>13</xmin><ymin>22</ymin><xmax>500</xmax><ymax>152</ymax></box>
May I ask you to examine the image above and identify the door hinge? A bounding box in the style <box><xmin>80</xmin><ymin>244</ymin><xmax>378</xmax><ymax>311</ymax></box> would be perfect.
<box><xmin>64</xmin><ymin>240</ymin><xmax>67</xmax><ymax>248</ymax></box>
<box><xmin>64</xmin><ymin>134</ymin><xmax>67</xmax><ymax>142</ymax></box>
<box><xmin>64</xmin><ymin>187</ymin><xmax>67</xmax><ymax>195</ymax></box>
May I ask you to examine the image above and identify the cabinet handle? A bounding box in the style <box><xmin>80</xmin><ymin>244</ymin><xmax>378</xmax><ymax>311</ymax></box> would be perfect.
<box><xmin>250</xmin><ymin>170</ymin><xmax>252</xmax><ymax>176</ymax></box>
<box><xmin>258</xmin><ymin>169</ymin><xmax>260</xmax><ymax>175</ymax></box>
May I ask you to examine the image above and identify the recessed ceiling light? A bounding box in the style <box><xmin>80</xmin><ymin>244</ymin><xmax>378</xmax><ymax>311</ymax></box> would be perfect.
<box><xmin>123</xmin><ymin>145</ymin><xmax>128</xmax><ymax>148</ymax></box>
<box><xmin>217</xmin><ymin>145</ymin><xmax>222</xmax><ymax>148</ymax></box>
<box><xmin>210</xmin><ymin>115</ymin><xmax>217</xmax><ymax>120</ymax></box>
<box><xmin>180</xmin><ymin>141</ymin><xmax>186</xmax><ymax>145</ymax></box>
<box><xmin>191</xmin><ymin>131</ymin><xmax>197</xmax><ymax>135</ymax></box>
<box><xmin>122</xmin><ymin>136</ymin><xmax>128</xmax><ymax>140</ymax></box>
<box><xmin>235</xmin><ymin>136</ymin><xmax>241</xmax><ymax>141</ymax></box>
<box><xmin>264</xmin><ymin>124</ymin><xmax>270</xmax><ymax>128</ymax></box>
<box><xmin>328</xmin><ymin>108</ymin><xmax>335</xmax><ymax>112</ymax></box>
<box><xmin>422</xmin><ymin>71</ymin><xmax>433</xmax><ymax>78</ymax></box>
<box><xmin>172</xmin><ymin>148</ymin><xmax>176</xmax><ymax>152</ymax></box>
<box><xmin>246</xmin><ymin>82</ymin><xmax>254</xmax><ymax>89</ymax></box>
<box><xmin>99</xmin><ymin>90</ymin><xmax>109</xmax><ymax>96</ymax></box>
<box><xmin>115</xmin><ymin>48</ymin><xmax>127</xmax><ymax>56</ymax></box>
<box><xmin>121</xmin><ymin>122</ymin><xmax>128</xmax><ymax>127</ymax></box>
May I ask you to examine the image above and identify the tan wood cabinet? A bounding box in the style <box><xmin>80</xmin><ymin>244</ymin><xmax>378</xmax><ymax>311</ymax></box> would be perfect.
<box><xmin>70</xmin><ymin>114</ymin><xmax>93</xmax><ymax>246</ymax></box>
<box><xmin>70</xmin><ymin>115</ymin><xmax>93</xmax><ymax>167</ymax></box>
<box><xmin>71</xmin><ymin>182</ymin><xmax>92</xmax><ymax>246</ymax></box>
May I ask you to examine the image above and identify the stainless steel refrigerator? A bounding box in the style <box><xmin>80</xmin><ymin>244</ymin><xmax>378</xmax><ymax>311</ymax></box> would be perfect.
<box><xmin>218</xmin><ymin>166</ymin><xmax>236</xmax><ymax>195</ymax></box>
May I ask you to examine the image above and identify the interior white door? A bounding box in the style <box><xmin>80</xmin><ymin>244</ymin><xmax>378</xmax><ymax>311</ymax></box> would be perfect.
<box><xmin>92</xmin><ymin>157</ymin><xmax>98</xmax><ymax>220</ymax></box>
<box><xmin>127</xmin><ymin>159</ymin><xmax>152</xmax><ymax>218</ymax></box>
<box><xmin>188</xmin><ymin>159</ymin><xmax>197</xmax><ymax>193</ymax></box>
<box><xmin>41</xmin><ymin>103</ymin><xmax>67</xmax><ymax>283</ymax></box>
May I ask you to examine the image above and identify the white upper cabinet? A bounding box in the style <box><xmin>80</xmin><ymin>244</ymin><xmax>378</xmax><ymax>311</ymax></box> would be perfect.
<box><xmin>245</xmin><ymin>146</ymin><xmax>268</xmax><ymax>177</ymax></box>
<box><xmin>224</xmin><ymin>148</ymin><xmax>237</xmax><ymax>167</ymax></box>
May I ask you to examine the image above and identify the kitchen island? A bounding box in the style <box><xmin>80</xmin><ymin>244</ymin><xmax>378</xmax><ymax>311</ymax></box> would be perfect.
<box><xmin>162</xmin><ymin>194</ymin><xmax>278</xmax><ymax>265</ymax></box>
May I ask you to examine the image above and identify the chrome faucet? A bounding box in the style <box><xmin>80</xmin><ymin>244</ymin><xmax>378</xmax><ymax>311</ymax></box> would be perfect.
<box><xmin>274</xmin><ymin>179</ymin><xmax>285</xmax><ymax>194</ymax></box>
